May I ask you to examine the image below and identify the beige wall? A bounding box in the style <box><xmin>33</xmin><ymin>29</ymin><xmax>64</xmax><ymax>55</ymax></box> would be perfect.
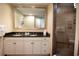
<box><xmin>74</xmin><ymin>3</ymin><xmax>79</xmax><ymax>56</ymax></box>
<box><xmin>47</xmin><ymin>4</ymin><xmax>53</xmax><ymax>55</ymax></box>
<box><xmin>0</xmin><ymin>4</ymin><xmax>13</xmax><ymax>33</ymax></box>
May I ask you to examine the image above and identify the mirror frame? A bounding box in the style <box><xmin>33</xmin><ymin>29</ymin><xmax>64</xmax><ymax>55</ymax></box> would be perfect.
<box><xmin>12</xmin><ymin>6</ymin><xmax>47</xmax><ymax>31</ymax></box>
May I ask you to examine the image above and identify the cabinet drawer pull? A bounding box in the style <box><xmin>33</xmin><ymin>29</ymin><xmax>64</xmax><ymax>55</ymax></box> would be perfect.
<box><xmin>13</xmin><ymin>43</ymin><xmax>16</xmax><ymax>44</ymax></box>
<box><xmin>44</xmin><ymin>39</ymin><xmax>46</xmax><ymax>40</ymax></box>
<box><xmin>31</xmin><ymin>42</ymin><xmax>34</xmax><ymax>44</ymax></box>
<box><xmin>44</xmin><ymin>44</ymin><xmax>47</xmax><ymax>46</ymax></box>
<box><xmin>44</xmin><ymin>50</ymin><xmax>46</xmax><ymax>52</ymax></box>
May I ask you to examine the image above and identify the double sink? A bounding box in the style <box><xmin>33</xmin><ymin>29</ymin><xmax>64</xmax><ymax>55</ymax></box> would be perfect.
<box><xmin>12</xmin><ymin>33</ymin><xmax>37</xmax><ymax>37</ymax></box>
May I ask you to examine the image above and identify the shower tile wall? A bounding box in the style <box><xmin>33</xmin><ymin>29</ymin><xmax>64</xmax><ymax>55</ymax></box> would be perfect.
<box><xmin>55</xmin><ymin>4</ymin><xmax>75</xmax><ymax>49</ymax></box>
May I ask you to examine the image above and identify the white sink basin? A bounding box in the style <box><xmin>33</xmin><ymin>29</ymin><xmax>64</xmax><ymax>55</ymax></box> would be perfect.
<box><xmin>13</xmin><ymin>34</ymin><xmax>22</xmax><ymax>36</ymax></box>
<box><xmin>29</xmin><ymin>35</ymin><xmax>37</xmax><ymax>36</ymax></box>
<box><xmin>12</xmin><ymin>34</ymin><xmax>37</xmax><ymax>37</ymax></box>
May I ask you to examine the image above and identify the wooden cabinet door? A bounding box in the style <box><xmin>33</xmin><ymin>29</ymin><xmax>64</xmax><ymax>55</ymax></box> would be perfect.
<box><xmin>15</xmin><ymin>38</ymin><xmax>24</xmax><ymax>54</ymax></box>
<box><xmin>32</xmin><ymin>40</ymin><xmax>41</xmax><ymax>54</ymax></box>
<box><xmin>24</xmin><ymin>38</ymin><xmax>33</xmax><ymax>54</ymax></box>
<box><xmin>4</xmin><ymin>38</ymin><xmax>15</xmax><ymax>54</ymax></box>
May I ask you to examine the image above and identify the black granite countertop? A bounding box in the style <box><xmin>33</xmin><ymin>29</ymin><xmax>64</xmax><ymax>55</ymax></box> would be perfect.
<box><xmin>4</xmin><ymin>32</ymin><xmax>50</xmax><ymax>37</ymax></box>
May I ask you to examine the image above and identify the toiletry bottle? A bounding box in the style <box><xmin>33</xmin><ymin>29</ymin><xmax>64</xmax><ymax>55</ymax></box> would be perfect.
<box><xmin>43</xmin><ymin>30</ymin><xmax>46</xmax><ymax>36</ymax></box>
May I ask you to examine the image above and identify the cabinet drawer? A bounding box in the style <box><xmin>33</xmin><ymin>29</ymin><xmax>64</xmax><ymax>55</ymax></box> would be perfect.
<box><xmin>42</xmin><ymin>42</ymin><xmax>48</xmax><ymax>46</ymax></box>
<box><xmin>41</xmin><ymin>38</ymin><xmax>49</xmax><ymax>41</ymax></box>
<box><xmin>41</xmin><ymin>41</ymin><xmax>49</xmax><ymax>54</ymax></box>
<box><xmin>41</xmin><ymin>48</ymin><xmax>49</xmax><ymax>54</ymax></box>
<box><xmin>42</xmin><ymin>41</ymin><xmax>48</xmax><ymax>47</ymax></box>
<box><xmin>33</xmin><ymin>38</ymin><xmax>41</xmax><ymax>41</ymax></box>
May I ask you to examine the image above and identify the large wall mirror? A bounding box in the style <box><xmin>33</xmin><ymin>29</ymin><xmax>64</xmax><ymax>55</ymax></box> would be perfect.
<box><xmin>13</xmin><ymin>7</ymin><xmax>46</xmax><ymax>30</ymax></box>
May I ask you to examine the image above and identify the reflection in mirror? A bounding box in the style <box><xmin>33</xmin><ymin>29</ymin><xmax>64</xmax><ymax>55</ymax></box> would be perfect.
<box><xmin>14</xmin><ymin>9</ymin><xmax>24</xmax><ymax>29</ymax></box>
<box><xmin>36</xmin><ymin>16</ymin><xmax>45</xmax><ymax>29</ymax></box>
<box><xmin>14</xmin><ymin>7</ymin><xmax>46</xmax><ymax>29</ymax></box>
<box><xmin>23</xmin><ymin>16</ymin><xmax>34</xmax><ymax>29</ymax></box>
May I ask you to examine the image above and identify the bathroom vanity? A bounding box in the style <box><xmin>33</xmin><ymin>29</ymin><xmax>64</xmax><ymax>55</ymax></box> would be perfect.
<box><xmin>3</xmin><ymin>32</ymin><xmax>50</xmax><ymax>56</ymax></box>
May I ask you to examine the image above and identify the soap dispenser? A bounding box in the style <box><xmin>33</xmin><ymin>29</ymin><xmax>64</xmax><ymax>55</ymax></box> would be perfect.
<box><xmin>43</xmin><ymin>29</ymin><xmax>46</xmax><ymax>36</ymax></box>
